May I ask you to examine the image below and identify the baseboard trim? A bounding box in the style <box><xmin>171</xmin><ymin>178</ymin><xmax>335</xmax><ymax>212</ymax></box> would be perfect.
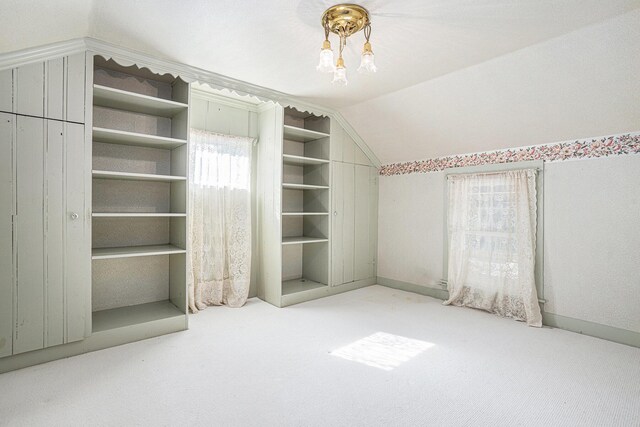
<box><xmin>377</xmin><ymin>276</ymin><xmax>449</xmax><ymax>300</ymax></box>
<box><xmin>377</xmin><ymin>276</ymin><xmax>639</xmax><ymax>348</ymax></box>
<box><xmin>0</xmin><ymin>316</ymin><xmax>187</xmax><ymax>374</ymax></box>
<box><xmin>541</xmin><ymin>312</ymin><xmax>639</xmax><ymax>348</ymax></box>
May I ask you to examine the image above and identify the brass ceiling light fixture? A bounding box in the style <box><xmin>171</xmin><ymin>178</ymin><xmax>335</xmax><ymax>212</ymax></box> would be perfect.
<box><xmin>316</xmin><ymin>3</ymin><xmax>376</xmax><ymax>86</ymax></box>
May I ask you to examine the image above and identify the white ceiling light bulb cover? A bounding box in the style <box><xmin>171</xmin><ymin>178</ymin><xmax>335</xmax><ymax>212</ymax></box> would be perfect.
<box><xmin>317</xmin><ymin>40</ymin><xmax>336</xmax><ymax>73</ymax></box>
<box><xmin>358</xmin><ymin>42</ymin><xmax>377</xmax><ymax>73</ymax></box>
<box><xmin>332</xmin><ymin>57</ymin><xmax>348</xmax><ymax>85</ymax></box>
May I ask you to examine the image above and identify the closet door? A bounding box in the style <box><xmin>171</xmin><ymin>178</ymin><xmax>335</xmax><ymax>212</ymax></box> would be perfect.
<box><xmin>333</xmin><ymin>162</ymin><xmax>355</xmax><ymax>285</ymax></box>
<box><xmin>369</xmin><ymin>166</ymin><xmax>378</xmax><ymax>278</ymax></box>
<box><xmin>63</xmin><ymin>121</ymin><xmax>89</xmax><ymax>343</ymax></box>
<box><xmin>0</xmin><ymin>113</ymin><xmax>14</xmax><ymax>357</ymax></box>
<box><xmin>354</xmin><ymin>164</ymin><xmax>373</xmax><ymax>281</ymax></box>
<box><xmin>14</xmin><ymin>116</ymin><xmax>46</xmax><ymax>354</ymax></box>
<box><xmin>12</xmin><ymin>117</ymin><xmax>88</xmax><ymax>355</ymax></box>
<box><xmin>331</xmin><ymin>162</ymin><xmax>344</xmax><ymax>285</ymax></box>
<box><xmin>44</xmin><ymin>120</ymin><xmax>88</xmax><ymax>345</ymax></box>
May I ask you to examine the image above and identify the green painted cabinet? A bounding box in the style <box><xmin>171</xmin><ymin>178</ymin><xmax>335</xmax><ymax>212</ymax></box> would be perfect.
<box><xmin>0</xmin><ymin>113</ymin><xmax>90</xmax><ymax>358</ymax></box>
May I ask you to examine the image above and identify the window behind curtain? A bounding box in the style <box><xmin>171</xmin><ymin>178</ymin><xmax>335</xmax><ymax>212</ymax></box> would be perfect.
<box><xmin>443</xmin><ymin>169</ymin><xmax>542</xmax><ymax>326</ymax></box>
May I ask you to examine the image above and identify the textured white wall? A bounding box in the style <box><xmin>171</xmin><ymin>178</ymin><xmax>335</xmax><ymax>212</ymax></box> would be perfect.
<box><xmin>342</xmin><ymin>9</ymin><xmax>640</xmax><ymax>163</ymax></box>
<box><xmin>378</xmin><ymin>172</ymin><xmax>445</xmax><ymax>289</ymax></box>
<box><xmin>543</xmin><ymin>155</ymin><xmax>640</xmax><ymax>332</ymax></box>
<box><xmin>0</xmin><ymin>0</ymin><xmax>92</xmax><ymax>52</ymax></box>
<box><xmin>378</xmin><ymin>155</ymin><xmax>640</xmax><ymax>332</ymax></box>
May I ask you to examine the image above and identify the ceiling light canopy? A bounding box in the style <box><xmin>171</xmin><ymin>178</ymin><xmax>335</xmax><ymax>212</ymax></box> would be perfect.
<box><xmin>317</xmin><ymin>3</ymin><xmax>377</xmax><ymax>86</ymax></box>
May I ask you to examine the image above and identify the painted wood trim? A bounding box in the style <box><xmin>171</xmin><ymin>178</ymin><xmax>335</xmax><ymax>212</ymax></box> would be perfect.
<box><xmin>541</xmin><ymin>312</ymin><xmax>639</xmax><ymax>348</ymax></box>
<box><xmin>0</xmin><ymin>39</ymin><xmax>87</xmax><ymax>71</ymax></box>
<box><xmin>377</xmin><ymin>276</ymin><xmax>639</xmax><ymax>348</ymax></box>
<box><xmin>0</xmin><ymin>39</ymin><xmax>379</xmax><ymax>165</ymax></box>
<box><xmin>279</xmin><ymin>277</ymin><xmax>375</xmax><ymax>307</ymax></box>
<box><xmin>191</xmin><ymin>87</ymin><xmax>259</xmax><ymax>112</ymax></box>
<box><xmin>0</xmin><ymin>313</ymin><xmax>186</xmax><ymax>373</ymax></box>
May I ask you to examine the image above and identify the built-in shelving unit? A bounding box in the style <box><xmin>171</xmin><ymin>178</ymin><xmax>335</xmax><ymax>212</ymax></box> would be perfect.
<box><xmin>92</xmin><ymin>170</ymin><xmax>186</xmax><ymax>182</ymax></box>
<box><xmin>92</xmin><ymin>244</ymin><xmax>187</xmax><ymax>260</ymax></box>
<box><xmin>92</xmin><ymin>212</ymin><xmax>186</xmax><ymax>218</ymax></box>
<box><xmin>91</xmin><ymin>56</ymin><xmax>189</xmax><ymax>334</ymax></box>
<box><xmin>280</xmin><ymin>107</ymin><xmax>331</xmax><ymax>300</ymax></box>
<box><xmin>282</xmin><ymin>183</ymin><xmax>329</xmax><ymax>190</ymax></box>
<box><xmin>283</xmin><ymin>154</ymin><xmax>330</xmax><ymax>166</ymax></box>
<box><xmin>282</xmin><ymin>212</ymin><xmax>329</xmax><ymax>216</ymax></box>
<box><xmin>93</xmin><ymin>84</ymin><xmax>188</xmax><ymax>117</ymax></box>
<box><xmin>283</xmin><ymin>125</ymin><xmax>330</xmax><ymax>142</ymax></box>
<box><xmin>93</xmin><ymin>127</ymin><xmax>187</xmax><ymax>149</ymax></box>
<box><xmin>92</xmin><ymin>300</ymin><xmax>184</xmax><ymax>333</ymax></box>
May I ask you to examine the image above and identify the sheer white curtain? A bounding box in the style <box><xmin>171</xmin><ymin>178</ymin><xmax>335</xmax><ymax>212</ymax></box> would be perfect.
<box><xmin>188</xmin><ymin>129</ymin><xmax>253</xmax><ymax>311</ymax></box>
<box><xmin>444</xmin><ymin>169</ymin><xmax>542</xmax><ymax>327</ymax></box>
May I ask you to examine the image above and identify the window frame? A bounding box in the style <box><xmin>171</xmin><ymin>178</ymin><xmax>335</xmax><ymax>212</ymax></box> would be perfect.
<box><xmin>442</xmin><ymin>160</ymin><xmax>545</xmax><ymax>304</ymax></box>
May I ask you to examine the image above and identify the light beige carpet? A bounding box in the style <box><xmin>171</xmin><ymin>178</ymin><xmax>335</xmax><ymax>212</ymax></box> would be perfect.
<box><xmin>0</xmin><ymin>285</ymin><xmax>638</xmax><ymax>426</ymax></box>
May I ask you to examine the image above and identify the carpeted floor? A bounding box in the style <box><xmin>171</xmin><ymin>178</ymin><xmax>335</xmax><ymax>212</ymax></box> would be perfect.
<box><xmin>0</xmin><ymin>285</ymin><xmax>638</xmax><ymax>426</ymax></box>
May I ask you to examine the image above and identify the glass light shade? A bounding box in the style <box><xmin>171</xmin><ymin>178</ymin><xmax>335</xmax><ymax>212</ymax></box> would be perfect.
<box><xmin>316</xmin><ymin>47</ymin><xmax>335</xmax><ymax>73</ymax></box>
<box><xmin>332</xmin><ymin>65</ymin><xmax>348</xmax><ymax>85</ymax></box>
<box><xmin>358</xmin><ymin>51</ymin><xmax>377</xmax><ymax>73</ymax></box>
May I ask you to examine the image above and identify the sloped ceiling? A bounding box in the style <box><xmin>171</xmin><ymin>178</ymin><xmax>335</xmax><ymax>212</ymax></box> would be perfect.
<box><xmin>1</xmin><ymin>1</ymin><xmax>639</xmax><ymax>162</ymax></box>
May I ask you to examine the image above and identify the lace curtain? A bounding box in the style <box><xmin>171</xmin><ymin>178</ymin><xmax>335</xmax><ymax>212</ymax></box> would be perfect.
<box><xmin>443</xmin><ymin>169</ymin><xmax>542</xmax><ymax>327</ymax></box>
<box><xmin>188</xmin><ymin>129</ymin><xmax>253</xmax><ymax>311</ymax></box>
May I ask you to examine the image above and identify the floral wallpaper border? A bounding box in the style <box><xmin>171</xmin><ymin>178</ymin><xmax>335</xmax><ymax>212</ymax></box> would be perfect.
<box><xmin>379</xmin><ymin>133</ymin><xmax>640</xmax><ymax>176</ymax></box>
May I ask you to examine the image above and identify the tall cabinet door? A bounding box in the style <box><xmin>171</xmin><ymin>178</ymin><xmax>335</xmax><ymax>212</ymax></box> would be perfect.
<box><xmin>331</xmin><ymin>162</ymin><xmax>344</xmax><ymax>286</ymax></box>
<box><xmin>331</xmin><ymin>162</ymin><xmax>355</xmax><ymax>286</ymax></box>
<box><xmin>63</xmin><ymin>121</ymin><xmax>89</xmax><ymax>343</ymax></box>
<box><xmin>354</xmin><ymin>164</ymin><xmax>373</xmax><ymax>281</ymax></box>
<box><xmin>0</xmin><ymin>113</ymin><xmax>14</xmax><ymax>357</ymax></box>
<box><xmin>11</xmin><ymin>117</ymin><xmax>88</xmax><ymax>356</ymax></box>
<box><xmin>14</xmin><ymin>116</ymin><xmax>46</xmax><ymax>354</ymax></box>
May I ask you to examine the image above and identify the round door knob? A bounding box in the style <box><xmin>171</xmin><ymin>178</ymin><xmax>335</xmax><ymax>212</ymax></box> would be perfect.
<box><xmin>333</xmin><ymin>211</ymin><xmax>338</xmax><ymax>216</ymax></box>
<box><xmin>70</xmin><ymin>212</ymin><xmax>79</xmax><ymax>220</ymax></box>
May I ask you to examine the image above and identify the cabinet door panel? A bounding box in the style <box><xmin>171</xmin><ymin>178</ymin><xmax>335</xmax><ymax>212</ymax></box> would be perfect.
<box><xmin>64</xmin><ymin>122</ymin><xmax>89</xmax><ymax>342</ymax></box>
<box><xmin>331</xmin><ymin>162</ymin><xmax>344</xmax><ymax>285</ymax></box>
<box><xmin>354</xmin><ymin>164</ymin><xmax>371</xmax><ymax>281</ymax></box>
<box><xmin>14</xmin><ymin>116</ymin><xmax>45</xmax><ymax>355</ymax></box>
<box><xmin>330</xmin><ymin>124</ymin><xmax>343</xmax><ymax>161</ymax></box>
<box><xmin>46</xmin><ymin>121</ymin><xmax>64</xmax><ymax>346</ymax></box>
<box><xmin>0</xmin><ymin>70</ymin><xmax>12</xmax><ymax>113</ymax></box>
<box><xmin>65</xmin><ymin>53</ymin><xmax>85</xmax><ymax>123</ymax></box>
<box><xmin>369</xmin><ymin>166</ymin><xmax>378</xmax><ymax>278</ymax></box>
<box><xmin>0</xmin><ymin>113</ymin><xmax>14</xmax><ymax>357</ymax></box>
<box><xmin>342</xmin><ymin>133</ymin><xmax>355</xmax><ymax>164</ymax></box>
<box><xmin>355</xmin><ymin>145</ymin><xmax>370</xmax><ymax>166</ymax></box>
<box><xmin>46</xmin><ymin>58</ymin><xmax>64</xmax><ymax>121</ymax></box>
<box><xmin>342</xmin><ymin>163</ymin><xmax>355</xmax><ymax>283</ymax></box>
<box><xmin>15</xmin><ymin>63</ymin><xmax>45</xmax><ymax>118</ymax></box>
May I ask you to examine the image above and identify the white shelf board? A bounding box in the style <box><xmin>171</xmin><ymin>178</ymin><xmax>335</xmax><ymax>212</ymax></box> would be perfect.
<box><xmin>282</xmin><ymin>183</ymin><xmax>329</xmax><ymax>190</ymax></box>
<box><xmin>93</xmin><ymin>84</ymin><xmax>188</xmax><ymax>117</ymax></box>
<box><xmin>283</xmin><ymin>125</ymin><xmax>330</xmax><ymax>142</ymax></box>
<box><xmin>282</xmin><ymin>278</ymin><xmax>327</xmax><ymax>296</ymax></box>
<box><xmin>282</xmin><ymin>212</ymin><xmax>329</xmax><ymax>216</ymax></box>
<box><xmin>93</xmin><ymin>127</ymin><xmax>187</xmax><ymax>149</ymax></box>
<box><xmin>92</xmin><ymin>170</ymin><xmax>186</xmax><ymax>182</ymax></box>
<box><xmin>282</xmin><ymin>237</ymin><xmax>329</xmax><ymax>245</ymax></box>
<box><xmin>92</xmin><ymin>300</ymin><xmax>184</xmax><ymax>333</ymax></box>
<box><xmin>92</xmin><ymin>244</ymin><xmax>186</xmax><ymax>260</ymax></box>
<box><xmin>282</xmin><ymin>154</ymin><xmax>330</xmax><ymax>166</ymax></box>
<box><xmin>92</xmin><ymin>212</ymin><xmax>186</xmax><ymax>218</ymax></box>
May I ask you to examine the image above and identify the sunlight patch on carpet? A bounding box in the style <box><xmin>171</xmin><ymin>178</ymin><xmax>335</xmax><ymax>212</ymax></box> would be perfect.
<box><xmin>330</xmin><ymin>332</ymin><xmax>434</xmax><ymax>371</ymax></box>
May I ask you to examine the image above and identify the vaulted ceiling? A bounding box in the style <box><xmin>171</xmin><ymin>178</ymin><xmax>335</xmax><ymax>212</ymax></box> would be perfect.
<box><xmin>2</xmin><ymin>0</ymin><xmax>639</xmax><ymax>163</ymax></box>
